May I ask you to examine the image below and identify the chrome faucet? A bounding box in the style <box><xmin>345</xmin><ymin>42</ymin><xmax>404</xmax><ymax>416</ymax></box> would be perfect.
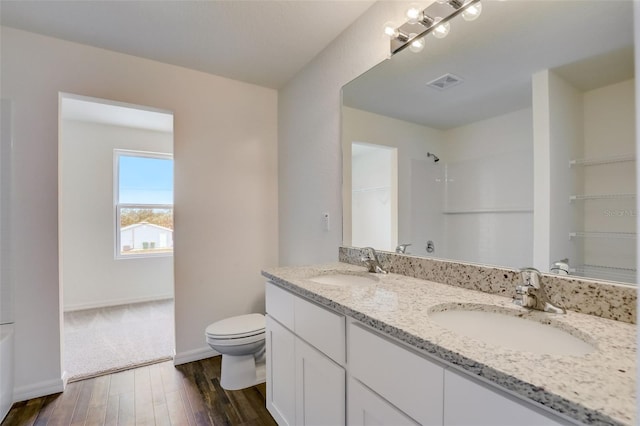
<box><xmin>513</xmin><ymin>267</ymin><xmax>565</xmax><ymax>314</ymax></box>
<box><xmin>361</xmin><ymin>247</ymin><xmax>388</xmax><ymax>274</ymax></box>
<box><xmin>550</xmin><ymin>258</ymin><xmax>570</xmax><ymax>275</ymax></box>
<box><xmin>395</xmin><ymin>243</ymin><xmax>411</xmax><ymax>254</ymax></box>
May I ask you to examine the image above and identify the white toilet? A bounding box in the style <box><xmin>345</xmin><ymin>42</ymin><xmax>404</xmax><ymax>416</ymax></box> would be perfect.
<box><xmin>205</xmin><ymin>313</ymin><xmax>266</xmax><ymax>390</ymax></box>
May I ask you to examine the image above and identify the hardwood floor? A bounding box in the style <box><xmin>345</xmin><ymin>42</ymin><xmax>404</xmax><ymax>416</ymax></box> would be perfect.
<box><xmin>2</xmin><ymin>357</ymin><xmax>276</xmax><ymax>426</ymax></box>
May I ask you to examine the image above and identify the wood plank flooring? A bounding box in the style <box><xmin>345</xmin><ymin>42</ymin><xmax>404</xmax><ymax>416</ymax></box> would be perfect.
<box><xmin>2</xmin><ymin>357</ymin><xmax>276</xmax><ymax>426</ymax></box>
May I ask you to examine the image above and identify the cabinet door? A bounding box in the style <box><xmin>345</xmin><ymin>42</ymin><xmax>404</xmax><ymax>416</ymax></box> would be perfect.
<box><xmin>444</xmin><ymin>370</ymin><xmax>564</xmax><ymax>426</ymax></box>
<box><xmin>349</xmin><ymin>323</ymin><xmax>444</xmax><ymax>425</ymax></box>
<box><xmin>348</xmin><ymin>377</ymin><xmax>419</xmax><ymax>426</ymax></box>
<box><xmin>295</xmin><ymin>338</ymin><xmax>345</xmax><ymax>426</ymax></box>
<box><xmin>266</xmin><ymin>315</ymin><xmax>296</xmax><ymax>426</ymax></box>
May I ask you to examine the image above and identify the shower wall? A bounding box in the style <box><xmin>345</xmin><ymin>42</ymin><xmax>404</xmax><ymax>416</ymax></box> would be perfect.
<box><xmin>410</xmin><ymin>158</ymin><xmax>444</xmax><ymax>257</ymax></box>
<box><xmin>441</xmin><ymin>108</ymin><xmax>534</xmax><ymax>268</ymax></box>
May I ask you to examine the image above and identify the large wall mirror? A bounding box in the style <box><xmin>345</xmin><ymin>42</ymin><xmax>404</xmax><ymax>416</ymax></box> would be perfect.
<box><xmin>342</xmin><ymin>0</ymin><xmax>636</xmax><ymax>285</ymax></box>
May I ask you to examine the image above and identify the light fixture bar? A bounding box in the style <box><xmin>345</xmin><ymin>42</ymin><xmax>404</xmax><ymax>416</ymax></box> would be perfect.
<box><xmin>390</xmin><ymin>0</ymin><xmax>481</xmax><ymax>54</ymax></box>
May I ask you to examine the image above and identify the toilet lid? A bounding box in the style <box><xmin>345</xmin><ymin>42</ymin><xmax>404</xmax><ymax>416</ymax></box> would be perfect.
<box><xmin>206</xmin><ymin>313</ymin><xmax>265</xmax><ymax>339</ymax></box>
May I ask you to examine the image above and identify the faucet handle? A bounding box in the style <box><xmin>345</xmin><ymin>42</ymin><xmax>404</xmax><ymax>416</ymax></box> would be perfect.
<box><xmin>361</xmin><ymin>247</ymin><xmax>375</xmax><ymax>258</ymax></box>
<box><xmin>519</xmin><ymin>267</ymin><xmax>541</xmax><ymax>289</ymax></box>
<box><xmin>395</xmin><ymin>243</ymin><xmax>411</xmax><ymax>254</ymax></box>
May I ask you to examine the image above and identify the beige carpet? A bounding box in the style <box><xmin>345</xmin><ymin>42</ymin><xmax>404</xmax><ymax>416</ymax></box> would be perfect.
<box><xmin>64</xmin><ymin>299</ymin><xmax>175</xmax><ymax>382</ymax></box>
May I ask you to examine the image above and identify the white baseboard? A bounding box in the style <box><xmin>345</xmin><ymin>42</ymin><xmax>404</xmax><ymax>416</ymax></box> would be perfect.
<box><xmin>61</xmin><ymin>370</ymin><xmax>69</xmax><ymax>388</ymax></box>
<box><xmin>173</xmin><ymin>347</ymin><xmax>219</xmax><ymax>366</ymax></box>
<box><xmin>13</xmin><ymin>377</ymin><xmax>65</xmax><ymax>403</ymax></box>
<box><xmin>64</xmin><ymin>294</ymin><xmax>174</xmax><ymax>312</ymax></box>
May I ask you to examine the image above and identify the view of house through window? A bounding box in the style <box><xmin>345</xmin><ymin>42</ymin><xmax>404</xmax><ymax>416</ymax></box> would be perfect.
<box><xmin>116</xmin><ymin>150</ymin><xmax>174</xmax><ymax>257</ymax></box>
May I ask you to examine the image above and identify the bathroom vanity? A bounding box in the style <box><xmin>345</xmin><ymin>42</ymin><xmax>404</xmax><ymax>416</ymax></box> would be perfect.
<box><xmin>262</xmin><ymin>262</ymin><xmax>636</xmax><ymax>426</ymax></box>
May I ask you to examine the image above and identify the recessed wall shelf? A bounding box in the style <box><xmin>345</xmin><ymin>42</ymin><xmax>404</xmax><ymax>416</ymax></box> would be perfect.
<box><xmin>569</xmin><ymin>154</ymin><xmax>635</xmax><ymax>167</ymax></box>
<box><xmin>352</xmin><ymin>186</ymin><xmax>390</xmax><ymax>194</ymax></box>
<box><xmin>569</xmin><ymin>231</ymin><xmax>636</xmax><ymax>239</ymax></box>
<box><xmin>570</xmin><ymin>193</ymin><xmax>636</xmax><ymax>201</ymax></box>
<box><xmin>442</xmin><ymin>208</ymin><xmax>533</xmax><ymax>215</ymax></box>
<box><xmin>571</xmin><ymin>264</ymin><xmax>636</xmax><ymax>283</ymax></box>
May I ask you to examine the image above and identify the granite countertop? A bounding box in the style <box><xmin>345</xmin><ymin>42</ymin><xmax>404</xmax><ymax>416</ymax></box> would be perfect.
<box><xmin>262</xmin><ymin>262</ymin><xmax>637</xmax><ymax>426</ymax></box>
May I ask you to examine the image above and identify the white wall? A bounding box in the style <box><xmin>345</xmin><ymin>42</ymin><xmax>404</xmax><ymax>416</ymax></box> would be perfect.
<box><xmin>279</xmin><ymin>2</ymin><xmax>411</xmax><ymax>265</ymax></box>
<box><xmin>547</xmin><ymin>72</ymin><xmax>584</xmax><ymax>272</ymax></box>
<box><xmin>534</xmin><ymin>71</ymin><xmax>591</xmax><ymax>274</ymax></box>
<box><xmin>0</xmin><ymin>100</ymin><xmax>13</xmax><ymax>325</ymax></box>
<box><xmin>1</xmin><ymin>27</ymin><xmax>278</xmax><ymax>400</ymax></box>
<box><xmin>60</xmin><ymin>120</ymin><xmax>174</xmax><ymax>311</ymax></box>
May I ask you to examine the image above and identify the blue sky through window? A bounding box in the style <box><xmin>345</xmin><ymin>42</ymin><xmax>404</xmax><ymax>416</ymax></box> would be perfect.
<box><xmin>119</xmin><ymin>155</ymin><xmax>173</xmax><ymax>204</ymax></box>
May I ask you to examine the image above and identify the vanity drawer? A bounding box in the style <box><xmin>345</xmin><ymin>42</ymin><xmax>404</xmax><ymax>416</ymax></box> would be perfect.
<box><xmin>266</xmin><ymin>281</ymin><xmax>346</xmax><ymax>364</ymax></box>
<box><xmin>265</xmin><ymin>281</ymin><xmax>294</xmax><ymax>330</ymax></box>
<box><xmin>294</xmin><ymin>295</ymin><xmax>345</xmax><ymax>365</ymax></box>
<box><xmin>348</xmin><ymin>322</ymin><xmax>444</xmax><ymax>425</ymax></box>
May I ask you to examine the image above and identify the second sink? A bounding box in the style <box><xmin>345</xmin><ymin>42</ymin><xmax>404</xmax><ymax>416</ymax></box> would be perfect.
<box><xmin>307</xmin><ymin>272</ymin><xmax>379</xmax><ymax>287</ymax></box>
<box><xmin>429</xmin><ymin>305</ymin><xmax>595</xmax><ymax>356</ymax></box>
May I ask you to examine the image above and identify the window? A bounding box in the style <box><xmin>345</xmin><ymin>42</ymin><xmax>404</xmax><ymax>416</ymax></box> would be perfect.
<box><xmin>115</xmin><ymin>150</ymin><xmax>174</xmax><ymax>258</ymax></box>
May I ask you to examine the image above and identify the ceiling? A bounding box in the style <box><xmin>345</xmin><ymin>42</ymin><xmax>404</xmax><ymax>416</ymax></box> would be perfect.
<box><xmin>342</xmin><ymin>0</ymin><xmax>634</xmax><ymax>130</ymax></box>
<box><xmin>0</xmin><ymin>0</ymin><xmax>375</xmax><ymax>89</ymax></box>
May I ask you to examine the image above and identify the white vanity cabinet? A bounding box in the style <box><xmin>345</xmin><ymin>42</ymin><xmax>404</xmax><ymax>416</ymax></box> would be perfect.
<box><xmin>265</xmin><ymin>282</ymin><xmax>346</xmax><ymax>426</ymax></box>
<box><xmin>266</xmin><ymin>281</ymin><xmax>574</xmax><ymax>426</ymax></box>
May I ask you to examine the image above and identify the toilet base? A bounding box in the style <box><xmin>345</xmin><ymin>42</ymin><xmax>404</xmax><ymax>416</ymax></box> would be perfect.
<box><xmin>220</xmin><ymin>354</ymin><xmax>266</xmax><ymax>391</ymax></box>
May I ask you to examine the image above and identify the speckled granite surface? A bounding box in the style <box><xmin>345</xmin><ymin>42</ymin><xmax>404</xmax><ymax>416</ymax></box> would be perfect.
<box><xmin>262</xmin><ymin>262</ymin><xmax>637</xmax><ymax>426</ymax></box>
<box><xmin>340</xmin><ymin>247</ymin><xmax>637</xmax><ymax>324</ymax></box>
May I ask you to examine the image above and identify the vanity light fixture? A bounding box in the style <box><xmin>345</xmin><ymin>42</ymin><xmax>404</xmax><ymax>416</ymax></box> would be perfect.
<box><xmin>385</xmin><ymin>0</ymin><xmax>482</xmax><ymax>54</ymax></box>
<box><xmin>432</xmin><ymin>18</ymin><xmax>450</xmax><ymax>39</ymax></box>
<box><xmin>383</xmin><ymin>21</ymin><xmax>410</xmax><ymax>42</ymax></box>
<box><xmin>408</xmin><ymin>34</ymin><xmax>426</xmax><ymax>53</ymax></box>
<box><xmin>461</xmin><ymin>2</ymin><xmax>482</xmax><ymax>21</ymax></box>
<box><xmin>406</xmin><ymin>3</ymin><xmax>423</xmax><ymax>24</ymax></box>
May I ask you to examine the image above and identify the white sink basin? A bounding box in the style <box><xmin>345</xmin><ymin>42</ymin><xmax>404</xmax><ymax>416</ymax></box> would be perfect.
<box><xmin>308</xmin><ymin>273</ymin><xmax>378</xmax><ymax>287</ymax></box>
<box><xmin>429</xmin><ymin>307</ymin><xmax>595</xmax><ymax>356</ymax></box>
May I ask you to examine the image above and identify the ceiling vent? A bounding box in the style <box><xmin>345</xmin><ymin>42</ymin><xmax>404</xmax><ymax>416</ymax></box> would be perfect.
<box><xmin>426</xmin><ymin>73</ymin><xmax>463</xmax><ymax>90</ymax></box>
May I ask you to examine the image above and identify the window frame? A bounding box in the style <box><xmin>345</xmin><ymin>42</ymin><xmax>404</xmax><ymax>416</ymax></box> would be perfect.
<box><xmin>114</xmin><ymin>149</ymin><xmax>174</xmax><ymax>260</ymax></box>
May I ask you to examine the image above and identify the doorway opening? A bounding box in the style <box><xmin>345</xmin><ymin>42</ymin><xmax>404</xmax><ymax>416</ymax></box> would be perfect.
<box><xmin>59</xmin><ymin>93</ymin><xmax>175</xmax><ymax>381</ymax></box>
<box><xmin>350</xmin><ymin>142</ymin><xmax>398</xmax><ymax>251</ymax></box>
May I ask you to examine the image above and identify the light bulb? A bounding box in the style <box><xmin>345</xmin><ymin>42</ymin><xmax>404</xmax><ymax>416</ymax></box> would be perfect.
<box><xmin>383</xmin><ymin>21</ymin><xmax>398</xmax><ymax>38</ymax></box>
<box><xmin>408</xmin><ymin>34</ymin><xmax>426</xmax><ymax>53</ymax></box>
<box><xmin>432</xmin><ymin>18</ymin><xmax>450</xmax><ymax>39</ymax></box>
<box><xmin>406</xmin><ymin>3</ymin><xmax>423</xmax><ymax>24</ymax></box>
<box><xmin>461</xmin><ymin>2</ymin><xmax>482</xmax><ymax>21</ymax></box>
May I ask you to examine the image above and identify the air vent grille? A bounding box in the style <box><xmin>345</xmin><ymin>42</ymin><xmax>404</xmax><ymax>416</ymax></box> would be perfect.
<box><xmin>426</xmin><ymin>73</ymin><xmax>463</xmax><ymax>90</ymax></box>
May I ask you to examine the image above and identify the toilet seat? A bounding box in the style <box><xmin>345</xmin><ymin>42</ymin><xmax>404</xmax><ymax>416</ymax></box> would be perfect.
<box><xmin>204</xmin><ymin>313</ymin><xmax>267</xmax><ymax>390</ymax></box>
<box><xmin>206</xmin><ymin>313</ymin><xmax>265</xmax><ymax>340</ymax></box>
